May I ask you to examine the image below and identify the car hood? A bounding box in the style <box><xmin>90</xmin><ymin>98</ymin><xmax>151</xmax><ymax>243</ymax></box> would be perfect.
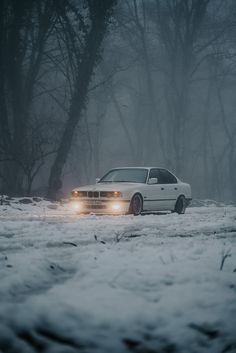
<box><xmin>72</xmin><ymin>182</ymin><xmax>144</xmax><ymax>192</ymax></box>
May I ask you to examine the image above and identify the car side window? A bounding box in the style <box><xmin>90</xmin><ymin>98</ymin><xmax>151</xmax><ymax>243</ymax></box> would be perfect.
<box><xmin>158</xmin><ymin>169</ymin><xmax>177</xmax><ymax>184</ymax></box>
<box><xmin>149</xmin><ymin>169</ymin><xmax>159</xmax><ymax>180</ymax></box>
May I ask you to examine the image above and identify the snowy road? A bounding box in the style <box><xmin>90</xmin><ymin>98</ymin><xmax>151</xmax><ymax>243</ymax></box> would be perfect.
<box><xmin>0</xmin><ymin>200</ymin><xmax>236</xmax><ymax>353</ymax></box>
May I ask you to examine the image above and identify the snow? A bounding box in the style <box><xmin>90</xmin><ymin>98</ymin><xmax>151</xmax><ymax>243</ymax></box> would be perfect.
<box><xmin>0</xmin><ymin>199</ymin><xmax>236</xmax><ymax>353</ymax></box>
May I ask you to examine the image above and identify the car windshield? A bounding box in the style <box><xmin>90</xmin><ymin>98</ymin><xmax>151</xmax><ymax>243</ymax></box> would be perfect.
<box><xmin>99</xmin><ymin>168</ymin><xmax>148</xmax><ymax>183</ymax></box>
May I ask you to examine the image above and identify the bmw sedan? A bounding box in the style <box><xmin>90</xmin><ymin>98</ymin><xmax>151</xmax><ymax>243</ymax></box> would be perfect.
<box><xmin>70</xmin><ymin>167</ymin><xmax>191</xmax><ymax>215</ymax></box>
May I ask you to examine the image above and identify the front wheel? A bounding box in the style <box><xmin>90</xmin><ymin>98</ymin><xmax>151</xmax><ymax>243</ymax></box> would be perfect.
<box><xmin>129</xmin><ymin>194</ymin><xmax>143</xmax><ymax>215</ymax></box>
<box><xmin>174</xmin><ymin>196</ymin><xmax>186</xmax><ymax>214</ymax></box>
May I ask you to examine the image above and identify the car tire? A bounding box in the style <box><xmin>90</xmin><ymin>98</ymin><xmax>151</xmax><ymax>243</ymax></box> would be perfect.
<box><xmin>129</xmin><ymin>194</ymin><xmax>143</xmax><ymax>216</ymax></box>
<box><xmin>174</xmin><ymin>195</ymin><xmax>186</xmax><ymax>214</ymax></box>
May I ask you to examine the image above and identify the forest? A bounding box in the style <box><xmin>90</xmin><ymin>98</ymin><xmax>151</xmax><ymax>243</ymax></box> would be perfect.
<box><xmin>0</xmin><ymin>0</ymin><xmax>235</xmax><ymax>202</ymax></box>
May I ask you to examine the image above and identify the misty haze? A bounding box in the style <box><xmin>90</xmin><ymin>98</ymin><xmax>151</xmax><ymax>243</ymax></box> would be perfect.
<box><xmin>0</xmin><ymin>1</ymin><xmax>235</xmax><ymax>353</ymax></box>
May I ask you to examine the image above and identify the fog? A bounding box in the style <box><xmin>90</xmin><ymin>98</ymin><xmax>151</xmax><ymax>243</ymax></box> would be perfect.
<box><xmin>0</xmin><ymin>0</ymin><xmax>236</xmax><ymax>202</ymax></box>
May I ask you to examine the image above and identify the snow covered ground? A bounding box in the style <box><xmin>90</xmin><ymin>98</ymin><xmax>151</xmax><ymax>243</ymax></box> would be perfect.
<box><xmin>0</xmin><ymin>198</ymin><xmax>236</xmax><ymax>353</ymax></box>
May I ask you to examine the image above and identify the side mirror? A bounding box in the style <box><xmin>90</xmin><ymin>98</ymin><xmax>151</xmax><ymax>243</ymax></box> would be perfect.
<box><xmin>96</xmin><ymin>178</ymin><xmax>100</xmax><ymax>183</ymax></box>
<box><xmin>148</xmin><ymin>177</ymin><xmax>158</xmax><ymax>185</ymax></box>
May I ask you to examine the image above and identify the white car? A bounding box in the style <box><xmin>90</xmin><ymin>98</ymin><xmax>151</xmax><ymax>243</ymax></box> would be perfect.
<box><xmin>70</xmin><ymin>167</ymin><xmax>191</xmax><ymax>215</ymax></box>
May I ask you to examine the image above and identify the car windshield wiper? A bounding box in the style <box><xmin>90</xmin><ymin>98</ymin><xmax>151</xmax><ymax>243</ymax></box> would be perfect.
<box><xmin>113</xmin><ymin>180</ymin><xmax>132</xmax><ymax>182</ymax></box>
<box><xmin>116</xmin><ymin>180</ymin><xmax>143</xmax><ymax>183</ymax></box>
<box><xmin>99</xmin><ymin>180</ymin><xmax>140</xmax><ymax>183</ymax></box>
<box><xmin>98</xmin><ymin>181</ymin><xmax>114</xmax><ymax>183</ymax></box>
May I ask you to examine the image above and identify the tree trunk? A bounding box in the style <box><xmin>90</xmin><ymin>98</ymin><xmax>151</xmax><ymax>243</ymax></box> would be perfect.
<box><xmin>47</xmin><ymin>1</ymin><xmax>117</xmax><ymax>199</ymax></box>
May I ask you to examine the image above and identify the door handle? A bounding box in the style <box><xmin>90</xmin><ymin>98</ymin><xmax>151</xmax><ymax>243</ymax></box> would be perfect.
<box><xmin>161</xmin><ymin>187</ymin><xmax>164</xmax><ymax>190</ymax></box>
<box><xmin>174</xmin><ymin>187</ymin><xmax>178</xmax><ymax>190</ymax></box>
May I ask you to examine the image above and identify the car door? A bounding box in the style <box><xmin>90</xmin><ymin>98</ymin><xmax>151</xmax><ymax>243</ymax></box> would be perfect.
<box><xmin>157</xmin><ymin>169</ymin><xmax>179</xmax><ymax>210</ymax></box>
<box><xmin>142</xmin><ymin>168</ymin><xmax>167</xmax><ymax>211</ymax></box>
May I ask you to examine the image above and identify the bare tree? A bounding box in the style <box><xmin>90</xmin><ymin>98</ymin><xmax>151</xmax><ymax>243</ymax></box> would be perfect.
<box><xmin>153</xmin><ymin>0</ymin><xmax>211</xmax><ymax>175</ymax></box>
<box><xmin>116</xmin><ymin>0</ymin><xmax>168</xmax><ymax>164</ymax></box>
<box><xmin>47</xmin><ymin>0</ymin><xmax>117</xmax><ymax>199</ymax></box>
<box><xmin>0</xmin><ymin>0</ymin><xmax>60</xmax><ymax>195</ymax></box>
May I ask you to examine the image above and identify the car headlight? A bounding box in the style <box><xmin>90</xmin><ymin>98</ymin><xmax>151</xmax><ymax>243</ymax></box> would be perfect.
<box><xmin>111</xmin><ymin>202</ymin><xmax>122</xmax><ymax>212</ymax></box>
<box><xmin>71</xmin><ymin>191</ymin><xmax>88</xmax><ymax>198</ymax></box>
<box><xmin>72</xmin><ymin>201</ymin><xmax>82</xmax><ymax>211</ymax></box>
<box><xmin>71</xmin><ymin>191</ymin><xmax>78</xmax><ymax>197</ymax></box>
<box><xmin>113</xmin><ymin>191</ymin><xmax>122</xmax><ymax>197</ymax></box>
<box><xmin>100</xmin><ymin>191</ymin><xmax>122</xmax><ymax>198</ymax></box>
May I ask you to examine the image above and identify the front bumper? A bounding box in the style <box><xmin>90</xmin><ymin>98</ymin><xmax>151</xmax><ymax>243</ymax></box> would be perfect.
<box><xmin>70</xmin><ymin>198</ymin><xmax>130</xmax><ymax>214</ymax></box>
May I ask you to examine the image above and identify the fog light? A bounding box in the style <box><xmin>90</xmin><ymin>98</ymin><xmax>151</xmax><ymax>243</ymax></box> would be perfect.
<box><xmin>111</xmin><ymin>203</ymin><xmax>122</xmax><ymax>212</ymax></box>
<box><xmin>72</xmin><ymin>202</ymin><xmax>82</xmax><ymax>211</ymax></box>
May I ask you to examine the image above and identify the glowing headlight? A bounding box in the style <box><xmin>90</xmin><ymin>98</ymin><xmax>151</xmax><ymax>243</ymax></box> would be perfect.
<box><xmin>113</xmin><ymin>191</ymin><xmax>122</xmax><ymax>197</ymax></box>
<box><xmin>71</xmin><ymin>191</ymin><xmax>78</xmax><ymax>197</ymax></box>
<box><xmin>100</xmin><ymin>191</ymin><xmax>122</xmax><ymax>198</ymax></box>
<box><xmin>111</xmin><ymin>203</ymin><xmax>122</xmax><ymax>211</ymax></box>
<box><xmin>72</xmin><ymin>202</ymin><xmax>82</xmax><ymax>211</ymax></box>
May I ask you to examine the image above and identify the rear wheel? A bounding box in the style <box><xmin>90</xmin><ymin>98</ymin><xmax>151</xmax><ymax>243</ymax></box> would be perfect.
<box><xmin>175</xmin><ymin>195</ymin><xmax>186</xmax><ymax>214</ymax></box>
<box><xmin>129</xmin><ymin>194</ymin><xmax>143</xmax><ymax>215</ymax></box>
